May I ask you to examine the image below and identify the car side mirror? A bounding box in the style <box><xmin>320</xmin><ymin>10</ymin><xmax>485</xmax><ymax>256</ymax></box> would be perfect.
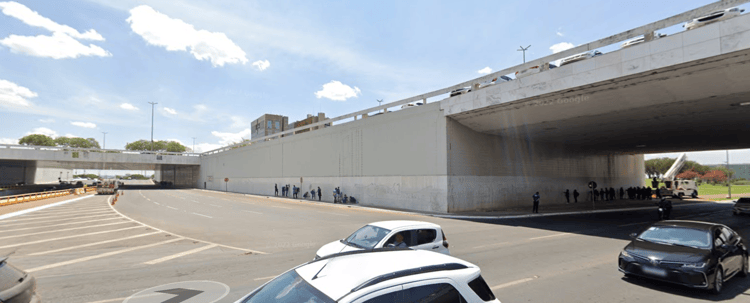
<box><xmin>629</xmin><ymin>233</ymin><xmax>637</xmax><ymax>239</ymax></box>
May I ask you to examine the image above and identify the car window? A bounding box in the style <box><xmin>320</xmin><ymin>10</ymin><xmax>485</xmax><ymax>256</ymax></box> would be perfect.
<box><xmin>406</xmin><ymin>283</ymin><xmax>467</xmax><ymax>302</ymax></box>
<box><xmin>468</xmin><ymin>275</ymin><xmax>496</xmax><ymax>301</ymax></box>
<box><xmin>385</xmin><ymin>231</ymin><xmax>415</xmax><ymax>247</ymax></box>
<box><xmin>242</xmin><ymin>269</ymin><xmax>334</xmax><ymax>303</ymax></box>
<box><xmin>363</xmin><ymin>289</ymin><xmax>406</xmax><ymax>303</ymax></box>
<box><xmin>416</xmin><ymin>229</ymin><xmax>437</xmax><ymax>245</ymax></box>
<box><xmin>737</xmin><ymin>198</ymin><xmax>750</xmax><ymax>205</ymax></box>
<box><xmin>638</xmin><ymin>226</ymin><xmax>711</xmax><ymax>248</ymax></box>
<box><xmin>345</xmin><ymin>225</ymin><xmax>391</xmax><ymax>249</ymax></box>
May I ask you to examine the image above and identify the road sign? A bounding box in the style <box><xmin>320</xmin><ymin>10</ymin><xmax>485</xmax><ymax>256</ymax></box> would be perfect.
<box><xmin>224</xmin><ymin>178</ymin><xmax>229</xmax><ymax>182</ymax></box>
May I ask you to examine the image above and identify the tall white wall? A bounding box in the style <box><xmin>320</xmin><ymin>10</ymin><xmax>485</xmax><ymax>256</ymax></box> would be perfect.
<box><xmin>199</xmin><ymin>103</ymin><xmax>450</xmax><ymax>212</ymax></box>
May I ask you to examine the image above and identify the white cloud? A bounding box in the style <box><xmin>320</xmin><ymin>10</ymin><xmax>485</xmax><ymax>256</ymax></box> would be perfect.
<box><xmin>39</xmin><ymin>118</ymin><xmax>54</xmax><ymax>123</ymax></box>
<box><xmin>26</xmin><ymin>127</ymin><xmax>57</xmax><ymax>137</ymax></box>
<box><xmin>211</xmin><ymin>128</ymin><xmax>252</xmax><ymax>145</ymax></box>
<box><xmin>193</xmin><ymin>142</ymin><xmax>222</xmax><ymax>153</ymax></box>
<box><xmin>0</xmin><ymin>137</ymin><xmax>17</xmax><ymax>144</ymax></box>
<box><xmin>166</xmin><ymin>138</ymin><xmax>183</xmax><ymax>145</ymax></box>
<box><xmin>550</xmin><ymin>42</ymin><xmax>574</xmax><ymax>54</ymax></box>
<box><xmin>194</xmin><ymin>104</ymin><xmax>207</xmax><ymax>111</ymax></box>
<box><xmin>0</xmin><ymin>79</ymin><xmax>36</xmax><ymax>107</ymax></box>
<box><xmin>63</xmin><ymin>133</ymin><xmax>77</xmax><ymax>138</ymax></box>
<box><xmin>477</xmin><ymin>67</ymin><xmax>492</xmax><ymax>74</ymax></box>
<box><xmin>556</xmin><ymin>32</ymin><xmax>564</xmax><ymax>37</ymax></box>
<box><xmin>120</xmin><ymin>103</ymin><xmax>139</xmax><ymax>110</ymax></box>
<box><xmin>252</xmin><ymin>59</ymin><xmax>270</xmax><ymax>71</ymax></box>
<box><xmin>314</xmin><ymin>80</ymin><xmax>361</xmax><ymax>101</ymax></box>
<box><xmin>126</xmin><ymin>5</ymin><xmax>248</xmax><ymax>67</ymax></box>
<box><xmin>71</xmin><ymin>121</ymin><xmax>96</xmax><ymax>128</ymax></box>
<box><xmin>230</xmin><ymin>116</ymin><xmax>249</xmax><ymax>128</ymax></box>
<box><xmin>0</xmin><ymin>1</ymin><xmax>104</xmax><ymax>40</ymax></box>
<box><xmin>163</xmin><ymin>107</ymin><xmax>177</xmax><ymax>115</ymax></box>
<box><xmin>0</xmin><ymin>32</ymin><xmax>112</xmax><ymax>59</ymax></box>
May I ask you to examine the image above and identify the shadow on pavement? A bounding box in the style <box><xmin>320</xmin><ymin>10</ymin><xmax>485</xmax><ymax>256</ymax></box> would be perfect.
<box><xmin>621</xmin><ymin>274</ymin><xmax>750</xmax><ymax>301</ymax></box>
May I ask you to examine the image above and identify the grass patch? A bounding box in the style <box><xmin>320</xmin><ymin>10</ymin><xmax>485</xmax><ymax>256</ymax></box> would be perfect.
<box><xmin>643</xmin><ymin>179</ymin><xmax>750</xmax><ymax>196</ymax></box>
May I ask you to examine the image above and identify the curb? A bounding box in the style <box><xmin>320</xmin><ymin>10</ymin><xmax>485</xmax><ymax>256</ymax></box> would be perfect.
<box><xmin>0</xmin><ymin>194</ymin><xmax>95</xmax><ymax>221</ymax></box>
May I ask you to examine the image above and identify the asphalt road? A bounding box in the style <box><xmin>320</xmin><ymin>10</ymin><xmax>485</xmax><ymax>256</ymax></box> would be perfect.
<box><xmin>1</xmin><ymin>189</ymin><xmax>749</xmax><ymax>302</ymax></box>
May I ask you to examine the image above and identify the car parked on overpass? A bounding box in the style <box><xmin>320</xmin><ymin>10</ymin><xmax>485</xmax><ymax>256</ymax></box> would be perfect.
<box><xmin>235</xmin><ymin>248</ymin><xmax>500</xmax><ymax>303</ymax></box>
<box><xmin>685</xmin><ymin>7</ymin><xmax>745</xmax><ymax>31</ymax></box>
<box><xmin>478</xmin><ymin>76</ymin><xmax>514</xmax><ymax>89</ymax></box>
<box><xmin>559</xmin><ymin>50</ymin><xmax>603</xmax><ymax>67</ymax></box>
<box><xmin>450</xmin><ymin>87</ymin><xmax>471</xmax><ymax>97</ymax></box>
<box><xmin>0</xmin><ymin>256</ymin><xmax>40</xmax><ymax>303</ymax></box>
<box><xmin>314</xmin><ymin>220</ymin><xmax>450</xmax><ymax>260</ymax></box>
<box><xmin>620</xmin><ymin>33</ymin><xmax>667</xmax><ymax>48</ymax></box>
<box><xmin>733</xmin><ymin>197</ymin><xmax>750</xmax><ymax>215</ymax></box>
<box><xmin>619</xmin><ymin>220</ymin><xmax>748</xmax><ymax>294</ymax></box>
<box><xmin>515</xmin><ymin>63</ymin><xmax>557</xmax><ymax>79</ymax></box>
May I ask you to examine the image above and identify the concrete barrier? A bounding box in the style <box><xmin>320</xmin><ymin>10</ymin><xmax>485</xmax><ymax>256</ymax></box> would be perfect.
<box><xmin>0</xmin><ymin>189</ymin><xmax>74</xmax><ymax>207</ymax></box>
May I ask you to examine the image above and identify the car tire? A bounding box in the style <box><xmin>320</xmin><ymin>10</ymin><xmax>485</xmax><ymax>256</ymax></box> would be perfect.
<box><xmin>734</xmin><ymin>210</ymin><xmax>739</xmax><ymax>216</ymax></box>
<box><xmin>741</xmin><ymin>254</ymin><xmax>749</xmax><ymax>278</ymax></box>
<box><xmin>692</xmin><ymin>191</ymin><xmax>698</xmax><ymax>198</ymax></box>
<box><xmin>678</xmin><ymin>193</ymin><xmax>684</xmax><ymax>199</ymax></box>
<box><xmin>712</xmin><ymin>267</ymin><xmax>723</xmax><ymax>294</ymax></box>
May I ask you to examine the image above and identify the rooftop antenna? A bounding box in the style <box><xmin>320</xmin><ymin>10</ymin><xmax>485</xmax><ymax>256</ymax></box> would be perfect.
<box><xmin>517</xmin><ymin>45</ymin><xmax>531</xmax><ymax>63</ymax></box>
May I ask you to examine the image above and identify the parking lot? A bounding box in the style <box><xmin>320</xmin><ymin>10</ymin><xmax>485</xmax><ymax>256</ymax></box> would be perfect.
<box><xmin>1</xmin><ymin>189</ymin><xmax>749</xmax><ymax>302</ymax></box>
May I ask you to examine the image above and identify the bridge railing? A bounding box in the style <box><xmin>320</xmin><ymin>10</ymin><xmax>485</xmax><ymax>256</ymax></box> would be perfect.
<box><xmin>0</xmin><ymin>144</ymin><xmax>202</xmax><ymax>157</ymax></box>
<box><xmin>202</xmin><ymin>0</ymin><xmax>749</xmax><ymax>156</ymax></box>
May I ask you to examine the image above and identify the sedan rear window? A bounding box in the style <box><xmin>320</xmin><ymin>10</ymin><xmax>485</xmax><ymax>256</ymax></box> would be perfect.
<box><xmin>468</xmin><ymin>275</ymin><xmax>496</xmax><ymax>301</ymax></box>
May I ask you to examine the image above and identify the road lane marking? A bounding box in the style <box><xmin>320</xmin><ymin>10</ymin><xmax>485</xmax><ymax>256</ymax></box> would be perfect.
<box><xmin>0</xmin><ymin>195</ymin><xmax>96</xmax><ymax>222</ymax></box>
<box><xmin>472</xmin><ymin>242</ymin><xmax>510</xmax><ymax>249</ymax></box>
<box><xmin>0</xmin><ymin>217</ymin><xmax>123</xmax><ymax>233</ymax></box>
<box><xmin>0</xmin><ymin>214</ymin><xmax>118</xmax><ymax>227</ymax></box>
<box><xmin>0</xmin><ymin>226</ymin><xmax>145</xmax><ymax>249</ymax></box>
<box><xmin>192</xmin><ymin>212</ymin><xmax>213</xmax><ymax>218</ymax></box>
<box><xmin>254</xmin><ymin>275</ymin><xmax>277</xmax><ymax>281</ymax></box>
<box><xmin>529</xmin><ymin>233</ymin><xmax>572</xmax><ymax>240</ymax></box>
<box><xmin>143</xmin><ymin>243</ymin><xmax>218</xmax><ymax>265</ymax></box>
<box><xmin>619</xmin><ymin>221</ymin><xmax>652</xmax><ymax>227</ymax></box>
<box><xmin>28</xmin><ymin>207</ymin><xmax>109</xmax><ymax>215</ymax></box>
<box><xmin>166</xmin><ymin>206</ymin><xmax>178</xmax><ymax>210</ymax></box>
<box><xmin>154</xmin><ymin>202</ymin><xmax>161</xmax><ymax>205</ymax></box>
<box><xmin>206</xmin><ymin>203</ymin><xmax>223</xmax><ymax>208</ymax></box>
<box><xmin>86</xmin><ymin>293</ymin><xmax>161</xmax><ymax>303</ymax></box>
<box><xmin>30</xmin><ymin>232</ymin><xmax>163</xmax><ymax>256</ymax></box>
<box><xmin>242</xmin><ymin>210</ymin><xmax>263</xmax><ymax>214</ymax></box>
<box><xmin>0</xmin><ymin>210</ymin><xmax>113</xmax><ymax>223</ymax></box>
<box><xmin>190</xmin><ymin>200</ymin><xmax>202</xmax><ymax>204</ymax></box>
<box><xmin>491</xmin><ymin>276</ymin><xmax>539</xmax><ymax>290</ymax></box>
<box><xmin>109</xmin><ymin>196</ymin><xmax>267</xmax><ymax>254</ymax></box>
<box><xmin>0</xmin><ymin>221</ymin><xmax>134</xmax><ymax>240</ymax></box>
<box><xmin>269</xmin><ymin>205</ymin><xmax>291</xmax><ymax>209</ymax></box>
<box><xmin>27</xmin><ymin>238</ymin><xmax>183</xmax><ymax>272</ymax></box>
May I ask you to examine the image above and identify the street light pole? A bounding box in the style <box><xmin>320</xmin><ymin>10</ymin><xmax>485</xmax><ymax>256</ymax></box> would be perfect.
<box><xmin>148</xmin><ymin>102</ymin><xmax>158</xmax><ymax>151</ymax></box>
<box><xmin>727</xmin><ymin>150</ymin><xmax>732</xmax><ymax>199</ymax></box>
<box><xmin>192</xmin><ymin>137</ymin><xmax>196</xmax><ymax>153</ymax></box>
<box><xmin>517</xmin><ymin>45</ymin><xmax>531</xmax><ymax>63</ymax></box>
<box><xmin>101</xmin><ymin>132</ymin><xmax>108</xmax><ymax>150</ymax></box>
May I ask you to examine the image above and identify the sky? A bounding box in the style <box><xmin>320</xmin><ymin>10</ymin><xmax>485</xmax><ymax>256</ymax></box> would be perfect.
<box><xmin>1</xmin><ymin>0</ymin><xmax>748</xmax><ymax>164</ymax></box>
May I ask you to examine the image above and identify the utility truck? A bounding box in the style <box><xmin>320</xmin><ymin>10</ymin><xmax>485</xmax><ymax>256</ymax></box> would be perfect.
<box><xmin>96</xmin><ymin>179</ymin><xmax>118</xmax><ymax>195</ymax></box>
<box><xmin>653</xmin><ymin>153</ymin><xmax>699</xmax><ymax>199</ymax></box>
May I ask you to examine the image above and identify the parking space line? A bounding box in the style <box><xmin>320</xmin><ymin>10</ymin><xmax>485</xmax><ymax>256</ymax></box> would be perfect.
<box><xmin>28</xmin><ymin>207</ymin><xmax>109</xmax><ymax>216</ymax></box>
<box><xmin>0</xmin><ymin>214</ymin><xmax>118</xmax><ymax>227</ymax></box>
<box><xmin>143</xmin><ymin>243</ymin><xmax>218</xmax><ymax>265</ymax></box>
<box><xmin>491</xmin><ymin>276</ymin><xmax>539</xmax><ymax>290</ymax></box>
<box><xmin>192</xmin><ymin>212</ymin><xmax>212</xmax><ymax>218</ymax></box>
<box><xmin>472</xmin><ymin>242</ymin><xmax>510</xmax><ymax>249</ymax></box>
<box><xmin>166</xmin><ymin>206</ymin><xmax>178</xmax><ymax>210</ymax></box>
<box><xmin>0</xmin><ymin>221</ymin><xmax>134</xmax><ymax>240</ymax></box>
<box><xmin>254</xmin><ymin>275</ymin><xmax>277</xmax><ymax>281</ymax></box>
<box><xmin>0</xmin><ymin>210</ymin><xmax>113</xmax><ymax>223</ymax></box>
<box><xmin>0</xmin><ymin>217</ymin><xmax>123</xmax><ymax>233</ymax></box>
<box><xmin>529</xmin><ymin>233</ymin><xmax>572</xmax><ymax>240</ymax></box>
<box><xmin>206</xmin><ymin>203</ymin><xmax>223</xmax><ymax>208</ymax></box>
<box><xmin>14</xmin><ymin>209</ymin><xmax>112</xmax><ymax>219</ymax></box>
<box><xmin>0</xmin><ymin>226</ymin><xmax>145</xmax><ymax>249</ymax></box>
<box><xmin>30</xmin><ymin>231</ymin><xmax>163</xmax><ymax>256</ymax></box>
<box><xmin>242</xmin><ymin>210</ymin><xmax>263</xmax><ymax>214</ymax></box>
<box><xmin>27</xmin><ymin>238</ymin><xmax>184</xmax><ymax>273</ymax></box>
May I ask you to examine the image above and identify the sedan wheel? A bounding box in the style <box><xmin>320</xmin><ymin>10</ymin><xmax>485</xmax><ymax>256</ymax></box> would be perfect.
<box><xmin>712</xmin><ymin>268</ymin><xmax>723</xmax><ymax>294</ymax></box>
<box><xmin>741</xmin><ymin>254</ymin><xmax>749</xmax><ymax>278</ymax></box>
<box><xmin>692</xmin><ymin>191</ymin><xmax>698</xmax><ymax>198</ymax></box>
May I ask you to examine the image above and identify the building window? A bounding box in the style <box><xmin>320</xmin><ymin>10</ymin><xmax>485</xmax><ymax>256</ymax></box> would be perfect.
<box><xmin>267</xmin><ymin>121</ymin><xmax>272</xmax><ymax>129</ymax></box>
<box><xmin>275</xmin><ymin>121</ymin><xmax>280</xmax><ymax>129</ymax></box>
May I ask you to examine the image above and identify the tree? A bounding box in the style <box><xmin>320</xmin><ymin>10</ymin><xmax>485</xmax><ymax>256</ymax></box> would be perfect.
<box><xmin>711</xmin><ymin>166</ymin><xmax>735</xmax><ymax>180</ymax></box>
<box><xmin>55</xmin><ymin>137</ymin><xmax>101</xmax><ymax>149</ymax></box>
<box><xmin>701</xmin><ymin>170</ymin><xmax>727</xmax><ymax>185</ymax></box>
<box><xmin>18</xmin><ymin>134</ymin><xmax>56</xmax><ymax>146</ymax></box>
<box><xmin>645</xmin><ymin>157</ymin><xmax>676</xmax><ymax>178</ymax></box>
<box><xmin>681</xmin><ymin>161</ymin><xmax>709</xmax><ymax>174</ymax></box>
<box><xmin>165</xmin><ymin>141</ymin><xmax>187</xmax><ymax>152</ymax></box>
<box><xmin>125</xmin><ymin>140</ymin><xmax>186</xmax><ymax>152</ymax></box>
<box><xmin>676</xmin><ymin>170</ymin><xmax>702</xmax><ymax>180</ymax></box>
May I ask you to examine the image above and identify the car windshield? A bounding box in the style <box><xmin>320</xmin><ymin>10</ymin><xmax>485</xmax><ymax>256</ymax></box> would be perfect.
<box><xmin>243</xmin><ymin>269</ymin><xmax>334</xmax><ymax>303</ymax></box>
<box><xmin>637</xmin><ymin>226</ymin><xmax>711</xmax><ymax>248</ymax></box>
<box><xmin>736</xmin><ymin>198</ymin><xmax>750</xmax><ymax>205</ymax></box>
<box><xmin>344</xmin><ymin>225</ymin><xmax>391</xmax><ymax>249</ymax></box>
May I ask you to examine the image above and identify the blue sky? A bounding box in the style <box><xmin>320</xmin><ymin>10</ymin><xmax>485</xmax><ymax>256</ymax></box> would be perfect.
<box><xmin>0</xmin><ymin>0</ymin><xmax>748</xmax><ymax>164</ymax></box>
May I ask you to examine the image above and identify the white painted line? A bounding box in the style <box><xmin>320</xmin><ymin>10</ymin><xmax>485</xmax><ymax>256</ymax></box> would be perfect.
<box><xmin>0</xmin><ymin>221</ymin><xmax>134</xmax><ymax>240</ymax></box>
<box><xmin>206</xmin><ymin>203</ymin><xmax>223</xmax><ymax>208</ymax></box>
<box><xmin>154</xmin><ymin>202</ymin><xmax>160</xmax><ymax>205</ymax></box>
<box><xmin>619</xmin><ymin>221</ymin><xmax>652</xmax><ymax>227</ymax></box>
<box><xmin>529</xmin><ymin>233</ymin><xmax>572</xmax><ymax>240</ymax></box>
<box><xmin>143</xmin><ymin>243</ymin><xmax>218</xmax><ymax>265</ymax></box>
<box><xmin>0</xmin><ymin>195</ymin><xmax>96</xmax><ymax>221</ymax></box>
<box><xmin>491</xmin><ymin>276</ymin><xmax>538</xmax><ymax>290</ymax></box>
<box><xmin>242</xmin><ymin>210</ymin><xmax>263</xmax><ymax>215</ymax></box>
<box><xmin>10</xmin><ymin>209</ymin><xmax>112</xmax><ymax>219</ymax></box>
<box><xmin>472</xmin><ymin>242</ymin><xmax>510</xmax><ymax>249</ymax></box>
<box><xmin>253</xmin><ymin>275</ymin><xmax>277</xmax><ymax>281</ymax></box>
<box><xmin>109</xmin><ymin>196</ymin><xmax>267</xmax><ymax>254</ymax></box>
<box><xmin>0</xmin><ymin>210</ymin><xmax>113</xmax><ymax>223</ymax></box>
<box><xmin>86</xmin><ymin>293</ymin><xmax>161</xmax><ymax>303</ymax></box>
<box><xmin>30</xmin><ymin>206</ymin><xmax>108</xmax><ymax>215</ymax></box>
<box><xmin>0</xmin><ymin>226</ymin><xmax>144</xmax><ymax>249</ymax></box>
<box><xmin>27</xmin><ymin>238</ymin><xmax>183</xmax><ymax>272</ymax></box>
<box><xmin>192</xmin><ymin>212</ymin><xmax>212</xmax><ymax>218</ymax></box>
<box><xmin>30</xmin><ymin>231</ymin><xmax>163</xmax><ymax>256</ymax></box>
<box><xmin>270</xmin><ymin>205</ymin><xmax>291</xmax><ymax>209</ymax></box>
<box><xmin>0</xmin><ymin>214</ymin><xmax>118</xmax><ymax>227</ymax></box>
<box><xmin>0</xmin><ymin>217</ymin><xmax>123</xmax><ymax>233</ymax></box>
<box><xmin>166</xmin><ymin>206</ymin><xmax>178</xmax><ymax>210</ymax></box>
<box><xmin>190</xmin><ymin>200</ymin><xmax>202</xmax><ymax>204</ymax></box>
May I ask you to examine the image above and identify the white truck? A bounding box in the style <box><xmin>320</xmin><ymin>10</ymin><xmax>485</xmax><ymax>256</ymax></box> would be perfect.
<box><xmin>654</xmin><ymin>153</ymin><xmax>699</xmax><ymax>199</ymax></box>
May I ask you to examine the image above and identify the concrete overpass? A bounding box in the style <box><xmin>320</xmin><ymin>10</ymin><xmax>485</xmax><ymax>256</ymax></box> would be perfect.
<box><xmin>0</xmin><ymin>144</ymin><xmax>200</xmax><ymax>186</ymax></box>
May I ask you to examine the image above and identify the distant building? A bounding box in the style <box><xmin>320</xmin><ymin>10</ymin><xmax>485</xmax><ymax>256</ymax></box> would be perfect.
<box><xmin>286</xmin><ymin>113</ymin><xmax>330</xmax><ymax>136</ymax></box>
<box><xmin>251</xmin><ymin>114</ymin><xmax>289</xmax><ymax>140</ymax></box>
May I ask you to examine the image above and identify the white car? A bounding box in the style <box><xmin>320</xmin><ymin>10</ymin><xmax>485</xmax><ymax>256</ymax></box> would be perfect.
<box><xmin>685</xmin><ymin>7</ymin><xmax>745</xmax><ymax>30</ymax></box>
<box><xmin>315</xmin><ymin>221</ymin><xmax>450</xmax><ymax>259</ymax></box>
<box><xmin>235</xmin><ymin>248</ymin><xmax>500</xmax><ymax>303</ymax></box>
<box><xmin>620</xmin><ymin>33</ymin><xmax>667</xmax><ymax>48</ymax></box>
<box><xmin>450</xmin><ymin>87</ymin><xmax>471</xmax><ymax>97</ymax></box>
<box><xmin>478</xmin><ymin>76</ymin><xmax>513</xmax><ymax>89</ymax></box>
<box><xmin>400</xmin><ymin>102</ymin><xmax>425</xmax><ymax>109</ymax></box>
<box><xmin>515</xmin><ymin>63</ymin><xmax>557</xmax><ymax>79</ymax></box>
<box><xmin>559</xmin><ymin>50</ymin><xmax>603</xmax><ymax>66</ymax></box>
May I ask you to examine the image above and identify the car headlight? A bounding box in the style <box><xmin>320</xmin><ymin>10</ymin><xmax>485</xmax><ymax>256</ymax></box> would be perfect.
<box><xmin>681</xmin><ymin>262</ymin><xmax>706</xmax><ymax>268</ymax></box>
<box><xmin>620</xmin><ymin>251</ymin><xmax>632</xmax><ymax>258</ymax></box>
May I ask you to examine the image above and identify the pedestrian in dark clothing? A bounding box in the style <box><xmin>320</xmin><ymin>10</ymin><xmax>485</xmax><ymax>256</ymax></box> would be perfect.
<box><xmin>592</xmin><ymin>189</ymin><xmax>598</xmax><ymax>201</ymax></box>
<box><xmin>573</xmin><ymin>190</ymin><xmax>579</xmax><ymax>203</ymax></box>
<box><xmin>610</xmin><ymin>187</ymin><xmax>615</xmax><ymax>201</ymax></box>
<box><xmin>600</xmin><ymin>188</ymin><xmax>606</xmax><ymax>201</ymax></box>
<box><xmin>282</xmin><ymin>185</ymin><xmax>286</xmax><ymax>197</ymax></box>
<box><xmin>564</xmin><ymin>189</ymin><xmax>570</xmax><ymax>204</ymax></box>
<box><xmin>532</xmin><ymin>192</ymin><xmax>540</xmax><ymax>213</ymax></box>
<box><xmin>318</xmin><ymin>186</ymin><xmax>322</xmax><ymax>201</ymax></box>
<box><xmin>275</xmin><ymin>184</ymin><xmax>278</xmax><ymax>196</ymax></box>
<box><xmin>620</xmin><ymin>187</ymin><xmax>625</xmax><ymax>200</ymax></box>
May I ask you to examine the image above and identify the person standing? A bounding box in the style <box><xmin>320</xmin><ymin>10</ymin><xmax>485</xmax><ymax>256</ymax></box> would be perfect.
<box><xmin>619</xmin><ymin>187</ymin><xmax>625</xmax><ymax>200</ymax></box>
<box><xmin>573</xmin><ymin>189</ymin><xmax>579</xmax><ymax>203</ymax></box>
<box><xmin>592</xmin><ymin>189</ymin><xmax>598</xmax><ymax>202</ymax></box>
<box><xmin>610</xmin><ymin>187</ymin><xmax>615</xmax><ymax>201</ymax></box>
<box><xmin>532</xmin><ymin>192</ymin><xmax>540</xmax><ymax>214</ymax></box>
<box><xmin>275</xmin><ymin>184</ymin><xmax>278</xmax><ymax>196</ymax></box>
<box><xmin>318</xmin><ymin>186</ymin><xmax>322</xmax><ymax>201</ymax></box>
<box><xmin>564</xmin><ymin>189</ymin><xmax>570</xmax><ymax>204</ymax></box>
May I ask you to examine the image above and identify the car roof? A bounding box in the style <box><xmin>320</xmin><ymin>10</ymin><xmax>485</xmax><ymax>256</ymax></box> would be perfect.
<box><xmin>297</xmin><ymin>250</ymin><xmax>476</xmax><ymax>301</ymax></box>
<box><xmin>368</xmin><ymin>220</ymin><xmax>440</xmax><ymax>230</ymax></box>
<box><xmin>652</xmin><ymin>220</ymin><xmax>720</xmax><ymax>231</ymax></box>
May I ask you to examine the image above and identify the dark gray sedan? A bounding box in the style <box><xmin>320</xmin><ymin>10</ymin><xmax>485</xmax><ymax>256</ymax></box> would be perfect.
<box><xmin>0</xmin><ymin>257</ymin><xmax>39</xmax><ymax>303</ymax></box>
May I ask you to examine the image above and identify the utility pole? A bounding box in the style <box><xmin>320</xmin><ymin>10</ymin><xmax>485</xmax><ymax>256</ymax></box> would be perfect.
<box><xmin>727</xmin><ymin>150</ymin><xmax>732</xmax><ymax>199</ymax></box>
<box><xmin>101</xmin><ymin>132</ymin><xmax>108</xmax><ymax>149</ymax></box>
<box><xmin>148</xmin><ymin>102</ymin><xmax>158</xmax><ymax>151</ymax></box>
<box><xmin>192</xmin><ymin>137</ymin><xmax>196</xmax><ymax>153</ymax></box>
<box><xmin>517</xmin><ymin>45</ymin><xmax>531</xmax><ymax>63</ymax></box>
